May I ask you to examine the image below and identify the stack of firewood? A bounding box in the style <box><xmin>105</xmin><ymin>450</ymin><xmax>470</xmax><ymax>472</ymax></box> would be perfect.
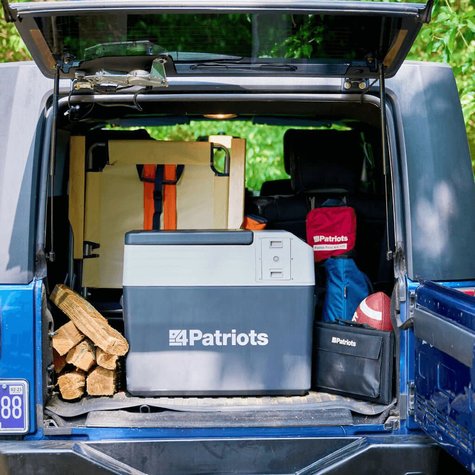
<box><xmin>50</xmin><ymin>284</ymin><xmax>129</xmax><ymax>400</ymax></box>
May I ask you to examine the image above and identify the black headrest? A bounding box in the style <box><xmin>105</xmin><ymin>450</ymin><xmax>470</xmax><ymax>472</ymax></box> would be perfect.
<box><xmin>260</xmin><ymin>179</ymin><xmax>293</xmax><ymax>196</ymax></box>
<box><xmin>284</xmin><ymin>129</ymin><xmax>364</xmax><ymax>194</ymax></box>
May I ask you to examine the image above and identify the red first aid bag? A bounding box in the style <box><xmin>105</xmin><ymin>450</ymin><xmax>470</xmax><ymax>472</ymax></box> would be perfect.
<box><xmin>306</xmin><ymin>206</ymin><xmax>356</xmax><ymax>262</ymax></box>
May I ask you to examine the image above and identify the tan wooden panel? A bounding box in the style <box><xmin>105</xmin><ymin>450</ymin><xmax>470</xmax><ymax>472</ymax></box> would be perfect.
<box><xmin>84</xmin><ymin>172</ymin><xmax>101</xmax><ymax>244</ymax></box>
<box><xmin>108</xmin><ymin>140</ymin><xmax>211</xmax><ymax>165</ymax></box>
<box><xmin>83</xmin><ymin>140</ymin><xmax>239</xmax><ymax>288</ymax></box>
<box><xmin>208</xmin><ymin>135</ymin><xmax>233</xmax><ymax>148</ymax></box>
<box><xmin>175</xmin><ymin>165</ymin><xmax>228</xmax><ymax>230</ymax></box>
<box><xmin>83</xmin><ymin>162</ymin><xmax>143</xmax><ymax>288</ymax></box>
<box><xmin>84</xmin><ymin>163</ymin><xmax>228</xmax><ymax>288</ymax></box>
<box><xmin>68</xmin><ymin>136</ymin><xmax>86</xmax><ymax>259</ymax></box>
<box><xmin>227</xmin><ymin>138</ymin><xmax>246</xmax><ymax>229</ymax></box>
<box><xmin>82</xmin><ymin>172</ymin><xmax>103</xmax><ymax>288</ymax></box>
<box><xmin>213</xmin><ymin>175</ymin><xmax>230</xmax><ymax>228</ymax></box>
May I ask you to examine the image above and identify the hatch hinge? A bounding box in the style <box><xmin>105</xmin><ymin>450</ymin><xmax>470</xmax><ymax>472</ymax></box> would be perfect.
<box><xmin>383</xmin><ymin>415</ymin><xmax>400</xmax><ymax>431</ymax></box>
<box><xmin>1</xmin><ymin>0</ymin><xmax>16</xmax><ymax>22</ymax></box>
<box><xmin>394</xmin><ymin>245</ymin><xmax>407</xmax><ymax>308</ymax></box>
<box><xmin>56</xmin><ymin>53</ymin><xmax>80</xmax><ymax>75</ymax></box>
<box><xmin>420</xmin><ymin>0</ymin><xmax>435</xmax><ymax>23</ymax></box>
<box><xmin>408</xmin><ymin>381</ymin><xmax>416</xmax><ymax>415</ymax></box>
<box><xmin>342</xmin><ymin>78</ymin><xmax>369</xmax><ymax>92</ymax></box>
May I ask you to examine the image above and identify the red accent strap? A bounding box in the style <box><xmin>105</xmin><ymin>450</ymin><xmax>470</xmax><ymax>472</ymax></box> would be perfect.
<box><xmin>142</xmin><ymin>164</ymin><xmax>156</xmax><ymax>230</ymax></box>
<box><xmin>162</xmin><ymin>164</ymin><xmax>178</xmax><ymax>230</ymax></box>
<box><xmin>142</xmin><ymin>165</ymin><xmax>179</xmax><ymax>230</ymax></box>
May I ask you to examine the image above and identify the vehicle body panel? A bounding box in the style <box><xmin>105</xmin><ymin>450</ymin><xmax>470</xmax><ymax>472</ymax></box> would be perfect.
<box><xmin>414</xmin><ymin>281</ymin><xmax>475</xmax><ymax>473</ymax></box>
<box><xmin>386</xmin><ymin>62</ymin><xmax>475</xmax><ymax>281</ymax></box>
<box><xmin>0</xmin><ymin>436</ymin><xmax>452</xmax><ymax>474</ymax></box>
<box><xmin>0</xmin><ymin>281</ymin><xmax>38</xmax><ymax>435</ymax></box>
<box><xmin>0</xmin><ymin>63</ymin><xmax>51</xmax><ymax>285</ymax></box>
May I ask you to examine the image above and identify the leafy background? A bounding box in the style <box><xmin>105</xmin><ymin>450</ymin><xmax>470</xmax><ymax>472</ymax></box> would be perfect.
<box><xmin>1</xmin><ymin>0</ymin><xmax>473</xmax><ymax>187</ymax></box>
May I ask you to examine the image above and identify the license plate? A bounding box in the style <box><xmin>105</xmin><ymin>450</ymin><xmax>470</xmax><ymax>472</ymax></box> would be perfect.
<box><xmin>0</xmin><ymin>380</ymin><xmax>29</xmax><ymax>433</ymax></box>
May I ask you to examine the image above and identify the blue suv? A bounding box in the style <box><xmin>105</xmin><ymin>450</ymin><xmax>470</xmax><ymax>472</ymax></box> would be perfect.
<box><xmin>0</xmin><ymin>1</ymin><xmax>474</xmax><ymax>473</ymax></box>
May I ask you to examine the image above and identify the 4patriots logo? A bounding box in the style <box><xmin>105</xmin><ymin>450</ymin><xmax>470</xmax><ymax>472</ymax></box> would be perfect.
<box><xmin>169</xmin><ymin>329</ymin><xmax>269</xmax><ymax>347</ymax></box>
<box><xmin>331</xmin><ymin>336</ymin><xmax>357</xmax><ymax>347</ymax></box>
<box><xmin>313</xmin><ymin>234</ymin><xmax>349</xmax><ymax>252</ymax></box>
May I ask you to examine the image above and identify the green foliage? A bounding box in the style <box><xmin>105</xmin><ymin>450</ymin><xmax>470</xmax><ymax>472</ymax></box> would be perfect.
<box><xmin>0</xmin><ymin>15</ymin><xmax>30</xmax><ymax>62</ymax></box>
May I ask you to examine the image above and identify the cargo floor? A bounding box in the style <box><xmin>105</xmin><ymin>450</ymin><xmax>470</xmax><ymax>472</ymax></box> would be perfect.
<box><xmin>45</xmin><ymin>392</ymin><xmax>395</xmax><ymax>429</ymax></box>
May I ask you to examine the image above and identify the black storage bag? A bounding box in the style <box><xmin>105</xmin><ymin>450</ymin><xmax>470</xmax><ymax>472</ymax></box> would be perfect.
<box><xmin>313</xmin><ymin>321</ymin><xmax>393</xmax><ymax>404</ymax></box>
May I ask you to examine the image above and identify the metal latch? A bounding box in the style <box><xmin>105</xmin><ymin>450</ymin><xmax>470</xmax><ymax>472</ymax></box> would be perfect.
<box><xmin>83</xmin><ymin>241</ymin><xmax>100</xmax><ymax>259</ymax></box>
<box><xmin>342</xmin><ymin>78</ymin><xmax>369</xmax><ymax>92</ymax></box>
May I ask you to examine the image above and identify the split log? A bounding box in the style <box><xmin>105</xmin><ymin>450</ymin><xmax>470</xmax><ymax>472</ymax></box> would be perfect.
<box><xmin>86</xmin><ymin>367</ymin><xmax>116</xmax><ymax>396</ymax></box>
<box><xmin>96</xmin><ymin>348</ymin><xmax>119</xmax><ymax>370</ymax></box>
<box><xmin>50</xmin><ymin>284</ymin><xmax>128</xmax><ymax>356</ymax></box>
<box><xmin>57</xmin><ymin>370</ymin><xmax>86</xmax><ymax>400</ymax></box>
<box><xmin>52</xmin><ymin>321</ymin><xmax>84</xmax><ymax>356</ymax></box>
<box><xmin>66</xmin><ymin>340</ymin><xmax>96</xmax><ymax>372</ymax></box>
<box><xmin>53</xmin><ymin>349</ymin><xmax>67</xmax><ymax>374</ymax></box>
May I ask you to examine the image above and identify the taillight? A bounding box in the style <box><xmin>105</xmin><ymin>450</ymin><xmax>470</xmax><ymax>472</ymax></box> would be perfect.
<box><xmin>457</xmin><ymin>288</ymin><xmax>475</xmax><ymax>297</ymax></box>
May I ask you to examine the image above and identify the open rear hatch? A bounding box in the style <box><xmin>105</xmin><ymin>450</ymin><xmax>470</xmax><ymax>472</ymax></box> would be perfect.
<box><xmin>7</xmin><ymin>0</ymin><xmax>432</xmax><ymax>86</ymax></box>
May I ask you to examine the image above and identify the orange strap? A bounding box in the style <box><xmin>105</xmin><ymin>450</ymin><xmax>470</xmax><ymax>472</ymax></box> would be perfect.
<box><xmin>142</xmin><ymin>164</ymin><xmax>179</xmax><ymax>230</ymax></box>
<box><xmin>162</xmin><ymin>164</ymin><xmax>178</xmax><ymax>230</ymax></box>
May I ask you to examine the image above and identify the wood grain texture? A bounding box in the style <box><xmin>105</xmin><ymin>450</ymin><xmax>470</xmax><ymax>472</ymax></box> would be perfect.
<box><xmin>66</xmin><ymin>339</ymin><xmax>96</xmax><ymax>372</ymax></box>
<box><xmin>52</xmin><ymin>321</ymin><xmax>85</xmax><ymax>356</ymax></box>
<box><xmin>96</xmin><ymin>348</ymin><xmax>119</xmax><ymax>370</ymax></box>
<box><xmin>58</xmin><ymin>370</ymin><xmax>86</xmax><ymax>400</ymax></box>
<box><xmin>86</xmin><ymin>367</ymin><xmax>117</xmax><ymax>396</ymax></box>
<box><xmin>50</xmin><ymin>284</ymin><xmax>129</xmax><ymax>356</ymax></box>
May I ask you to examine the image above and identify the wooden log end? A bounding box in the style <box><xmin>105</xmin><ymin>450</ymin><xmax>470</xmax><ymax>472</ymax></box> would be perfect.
<box><xmin>96</xmin><ymin>348</ymin><xmax>119</xmax><ymax>370</ymax></box>
<box><xmin>52</xmin><ymin>321</ymin><xmax>85</xmax><ymax>356</ymax></box>
<box><xmin>66</xmin><ymin>339</ymin><xmax>96</xmax><ymax>372</ymax></box>
<box><xmin>53</xmin><ymin>349</ymin><xmax>67</xmax><ymax>374</ymax></box>
<box><xmin>57</xmin><ymin>370</ymin><xmax>86</xmax><ymax>400</ymax></box>
<box><xmin>86</xmin><ymin>367</ymin><xmax>117</xmax><ymax>396</ymax></box>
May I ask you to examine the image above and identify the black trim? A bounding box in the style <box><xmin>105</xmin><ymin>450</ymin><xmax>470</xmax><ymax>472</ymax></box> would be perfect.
<box><xmin>0</xmin><ymin>436</ymin><xmax>457</xmax><ymax>474</ymax></box>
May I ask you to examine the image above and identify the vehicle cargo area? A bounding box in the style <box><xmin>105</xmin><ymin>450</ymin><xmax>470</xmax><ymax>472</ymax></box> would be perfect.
<box><xmin>42</xmin><ymin>95</ymin><xmax>398</xmax><ymax>432</ymax></box>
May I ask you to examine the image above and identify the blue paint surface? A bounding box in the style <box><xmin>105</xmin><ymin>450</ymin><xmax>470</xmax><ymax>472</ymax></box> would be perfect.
<box><xmin>0</xmin><ymin>282</ymin><xmax>37</xmax><ymax>434</ymax></box>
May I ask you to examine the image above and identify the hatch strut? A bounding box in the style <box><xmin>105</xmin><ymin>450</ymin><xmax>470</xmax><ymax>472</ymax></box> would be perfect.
<box><xmin>421</xmin><ymin>0</ymin><xmax>435</xmax><ymax>23</ymax></box>
<box><xmin>379</xmin><ymin>65</ymin><xmax>393</xmax><ymax>262</ymax></box>
<box><xmin>47</xmin><ymin>63</ymin><xmax>61</xmax><ymax>263</ymax></box>
<box><xmin>1</xmin><ymin>0</ymin><xmax>15</xmax><ymax>23</ymax></box>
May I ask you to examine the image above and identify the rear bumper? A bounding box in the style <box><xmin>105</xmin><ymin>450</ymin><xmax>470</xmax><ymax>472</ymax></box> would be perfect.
<box><xmin>0</xmin><ymin>435</ymin><xmax>465</xmax><ymax>474</ymax></box>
